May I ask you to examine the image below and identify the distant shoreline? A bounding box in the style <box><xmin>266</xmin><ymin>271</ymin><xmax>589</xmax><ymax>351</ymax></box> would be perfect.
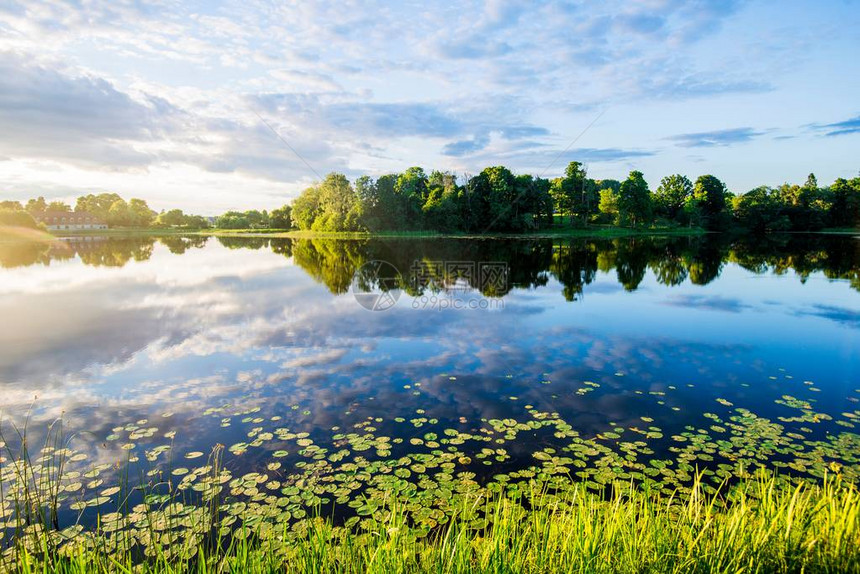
<box><xmin>3</xmin><ymin>224</ymin><xmax>858</xmax><ymax>243</ymax></box>
<box><xmin>43</xmin><ymin>225</ymin><xmax>859</xmax><ymax>240</ymax></box>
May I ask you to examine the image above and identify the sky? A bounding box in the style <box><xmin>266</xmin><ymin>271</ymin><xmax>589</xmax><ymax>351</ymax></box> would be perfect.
<box><xmin>0</xmin><ymin>0</ymin><xmax>858</xmax><ymax>215</ymax></box>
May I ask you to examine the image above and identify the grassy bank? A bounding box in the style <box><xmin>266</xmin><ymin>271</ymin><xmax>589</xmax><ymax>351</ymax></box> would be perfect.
<box><xmin>44</xmin><ymin>225</ymin><xmax>860</xmax><ymax>241</ymax></box>
<box><xmin>2</xmin><ymin>376</ymin><xmax>859</xmax><ymax>574</ymax></box>
<box><xmin>278</xmin><ymin>225</ymin><xmax>710</xmax><ymax>240</ymax></box>
<box><xmin>5</xmin><ymin>472</ymin><xmax>858</xmax><ymax>573</ymax></box>
<box><xmin>813</xmin><ymin>227</ymin><xmax>860</xmax><ymax>235</ymax></box>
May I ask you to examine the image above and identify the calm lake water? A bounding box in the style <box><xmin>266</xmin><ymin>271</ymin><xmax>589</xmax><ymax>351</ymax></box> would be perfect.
<box><xmin>1</xmin><ymin>233</ymin><xmax>858</xmax><ymax>527</ymax></box>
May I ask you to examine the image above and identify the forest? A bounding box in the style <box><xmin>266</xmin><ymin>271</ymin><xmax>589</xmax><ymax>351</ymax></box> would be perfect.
<box><xmin>1</xmin><ymin>163</ymin><xmax>859</xmax><ymax>234</ymax></box>
<box><xmin>286</xmin><ymin>164</ymin><xmax>860</xmax><ymax>233</ymax></box>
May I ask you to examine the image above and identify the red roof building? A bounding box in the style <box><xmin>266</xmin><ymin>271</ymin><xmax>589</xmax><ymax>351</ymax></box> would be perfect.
<box><xmin>32</xmin><ymin>211</ymin><xmax>108</xmax><ymax>231</ymax></box>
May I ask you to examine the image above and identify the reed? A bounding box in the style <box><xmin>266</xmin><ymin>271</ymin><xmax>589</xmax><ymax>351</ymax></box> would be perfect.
<box><xmin>4</xmin><ymin>469</ymin><xmax>858</xmax><ymax>573</ymax></box>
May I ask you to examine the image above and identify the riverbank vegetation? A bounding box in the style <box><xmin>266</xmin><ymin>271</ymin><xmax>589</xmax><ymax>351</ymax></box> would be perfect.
<box><xmin>2</xmin><ymin>391</ymin><xmax>860</xmax><ymax>574</ymax></box>
<box><xmin>3</xmin><ymin>375</ymin><xmax>860</xmax><ymax>573</ymax></box>
<box><xmin>3</xmin><ymin>165</ymin><xmax>859</xmax><ymax>236</ymax></box>
<box><xmin>287</xmin><ymin>165</ymin><xmax>860</xmax><ymax>234</ymax></box>
<box><xmin>5</xmin><ymin>471</ymin><xmax>859</xmax><ymax>573</ymax></box>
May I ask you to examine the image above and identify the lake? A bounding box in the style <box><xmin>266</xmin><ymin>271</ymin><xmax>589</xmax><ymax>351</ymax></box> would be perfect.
<box><xmin>0</xmin><ymin>233</ymin><xmax>858</xmax><ymax>533</ymax></box>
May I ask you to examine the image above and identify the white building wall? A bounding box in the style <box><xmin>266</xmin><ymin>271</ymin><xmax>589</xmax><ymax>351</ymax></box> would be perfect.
<box><xmin>46</xmin><ymin>223</ymin><xmax>108</xmax><ymax>230</ymax></box>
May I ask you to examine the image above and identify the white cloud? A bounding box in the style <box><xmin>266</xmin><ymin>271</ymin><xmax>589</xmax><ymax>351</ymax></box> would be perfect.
<box><xmin>0</xmin><ymin>0</ymin><xmax>857</xmax><ymax>207</ymax></box>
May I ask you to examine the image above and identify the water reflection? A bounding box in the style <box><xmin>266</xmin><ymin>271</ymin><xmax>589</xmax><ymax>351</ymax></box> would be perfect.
<box><xmin>3</xmin><ymin>234</ymin><xmax>857</xmax><ymax>295</ymax></box>
<box><xmin>0</xmin><ymin>233</ymin><xmax>857</xmax><ymax>485</ymax></box>
<box><xmin>224</xmin><ymin>234</ymin><xmax>859</xmax><ymax>296</ymax></box>
<box><xmin>253</xmin><ymin>234</ymin><xmax>857</xmax><ymax>295</ymax></box>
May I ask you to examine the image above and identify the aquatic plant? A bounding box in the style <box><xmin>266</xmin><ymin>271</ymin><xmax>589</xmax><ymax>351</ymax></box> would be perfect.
<box><xmin>4</xmin><ymin>470</ymin><xmax>859</xmax><ymax>573</ymax></box>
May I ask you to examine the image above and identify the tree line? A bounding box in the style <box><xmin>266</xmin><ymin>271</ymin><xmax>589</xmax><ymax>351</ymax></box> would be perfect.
<box><xmin>2</xmin><ymin>163</ymin><xmax>858</xmax><ymax>233</ymax></box>
<box><xmin>0</xmin><ymin>193</ymin><xmax>294</xmax><ymax>231</ymax></box>
<box><xmin>0</xmin><ymin>194</ymin><xmax>211</xmax><ymax>229</ymax></box>
<box><xmin>288</xmin><ymin>164</ymin><xmax>860</xmax><ymax>233</ymax></box>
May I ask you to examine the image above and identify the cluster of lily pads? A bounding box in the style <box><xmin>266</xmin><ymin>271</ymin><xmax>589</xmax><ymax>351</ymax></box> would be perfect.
<box><xmin>1</xmin><ymin>376</ymin><xmax>858</xmax><ymax>565</ymax></box>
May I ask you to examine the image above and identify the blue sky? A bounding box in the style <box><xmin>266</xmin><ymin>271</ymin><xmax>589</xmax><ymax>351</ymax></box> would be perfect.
<box><xmin>0</xmin><ymin>0</ymin><xmax>858</xmax><ymax>213</ymax></box>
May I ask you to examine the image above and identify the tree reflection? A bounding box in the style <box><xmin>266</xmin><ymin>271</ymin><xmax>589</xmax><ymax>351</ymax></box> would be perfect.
<box><xmin>160</xmin><ymin>235</ymin><xmax>209</xmax><ymax>254</ymax></box>
<box><xmin>685</xmin><ymin>238</ymin><xmax>725</xmax><ymax>286</ymax></box>
<box><xmin>291</xmin><ymin>238</ymin><xmax>369</xmax><ymax>295</ymax></box>
<box><xmin>0</xmin><ymin>235</ymin><xmax>211</xmax><ymax>269</ymax></box>
<box><xmin>280</xmin><ymin>235</ymin><xmax>857</xmax><ymax>298</ymax></box>
<box><xmin>0</xmin><ymin>240</ymin><xmax>72</xmax><ymax>268</ymax></box>
<box><xmin>217</xmin><ymin>236</ymin><xmax>270</xmax><ymax>250</ymax></box>
<box><xmin>76</xmin><ymin>238</ymin><xmax>155</xmax><ymax>267</ymax></box>
<box><xmin>550</xmin><ymin>241</ymin><xmax>597</xmax><ymax>301</ymax></box>
<box><xmin>730</xmin><ymin>234</ymin><xmax>860</xmax><ymax>291</ymax></box>
<box><xmin>2</xmin><ymin>233</ymin><xmax>858</xmax><ymax>296</ymax></box>
<box><xmin>615</xmin><ymin>239</ymin><xmax>650</xmax><ymax>291</ymax></box>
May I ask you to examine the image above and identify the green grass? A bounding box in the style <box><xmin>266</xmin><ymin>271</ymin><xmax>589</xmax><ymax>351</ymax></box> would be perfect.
<box><xmin>4</xmin><ymin>385</ymin><xmax>860</xmax><ymax>574</ymax></box>
<box><xmin>3</xmin><ymin>401</ymin><xmax>860</xmax><ymax>573</ymax></box>
<box><xmin>4</xmin><ymin>471</ymin><xmax>859</xmax><ymax>573</ymax></box>
<box><xmin>3</xmin><ymin>399</ymin><xmax>860</xmax><ymax>574</ymax></box>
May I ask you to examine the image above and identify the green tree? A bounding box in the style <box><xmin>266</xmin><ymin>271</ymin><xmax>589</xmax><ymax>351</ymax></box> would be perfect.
<box><xmin>480</xmin><ymin>166</ymin><xmax>519</xmax><ymax>231</ymax></box>
<box><xmin>654</xmin><ymin>174</ymin><xmax>693</xmax><ymax>221</ymax></box>
<box><xmin>270</xmin><ymin>205</ymin><xmax>293</xmax><ymax>229</ymax></box>
<box><xmin>618</xmin><ymin>171</ymin><xmax>652</xmax><ymax>227</ymax></box>
<box><xmin>563</xmin><ymin>161</ymin><xmax>589</xmax><ymax>222</ymax></box>
<box><xmin>595</xmin><ymin>179</ymin><xmax>621</xmax><ymax>194</ymax></box>
<box><xmin>428</xmin><ymin>170</ymin><xmax>457</xmax><ymax>192</ymax></box>
<box><xmin>313</xmin><ymin>173</ymin><xmax>361</xmax><ymax>231</ymax></box>
<box><xmin>581</xmin><ymin>178</ymin><xmax>600</xmax><ymax>222</ymax></box>
<box><xmin>422</xmin><ymin>171</ymin><xmax>461</xmax><ymax>232</ymax></box>
<box><xmin>215</xmin><ymin>211</ymin><xmax>250</xmax><ymax>229</ymax></box>
<box><xmin>395</xmin><ymin>167</ymin><xmax>428</xmax><ymax>227</ymax></box>
<box><xmin>422</xmin><ymin>185</ymin><xmax>460</xmax><ymax>231</ymax></box>
<box><xmin>184</xmin><ymin>215</ymin><xmax>211</xmax><ymax>229</ymax></box>
<box><xmin>354</xmin><ymin>176</ymin><xmax>381</xmax><ymax>230</ymax></box>
<box><xmin>156</xmin><ymin>209</ymin><xmax>187</xmax><ymax>228</ymax></box>
<box><xmin>515</xmin><ymin>174</ymin><xmax>553</xmax><ymax>229</ymax></box>
<box><xmin>245</xmin><ymin>210</ymin><xmax>269</xmax><ymax>229</ymax></box>
<box><xmin>107</xmin><ymin>199</ymin><xmax>131</xmax><ymax>226</ymax></box>
<box><xmin>598</xmin><ymin>188</ymin><xmax>620</xmax><ymax>223</ymax></box>
<box><xmin>777</xmin><ymin>182</ymin><xmax>801</xmax><ymax>207</ymax></box>
<box><xmin>128</xmin><ymin>199</ymin><xmax>156</xmax><ymax>227</ymax></box>
<box><xmin>777</xmin><ymin>174</ymin><xmax>827</xmax><ymax>230</ymax></box>
<box><xmin>828</xmin><ymin>177</ymin><xmax>860</xmax><ymax>228</ymax></box>
<box><xmin>215</xmin><ymin>210</ymin><xmax>270</xmax><ymax>229</ymax></box>
<box><xmin>291</xmin><ymin>186</ymin><xmax>322</xmax><ymax>230</ymax></box>
<box><xmin>692</xmin><ymin>175</ymin><xmax>728</xmax><ymax>230</ymax></box>
<box><xmin>75</xmin><ymin>193</ymin><xmax>123</xmax><ymax>218</ymax></box>
<box><xmin>25</xmin><ymin>197</ymin><xmax>47</xmax><ymax>213</ymax></box>
<box><xmin>376</xmin><ymin>175</ymin><xmax>402</xmax><ymax>230</ymax></box>
<box><xmin>549</xmin><ymin>178</ymin><xmax>570</xmax><ymax>223</ymax></box>
<box><xmin>47</xmin><ymin>201</ymin><xmax>72</xmax><ymax>212</ymax></box>
<box><xmin>732</xmin><ymin>186</ymin><xmax>790</xmax><ymax>233</ymax></box>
